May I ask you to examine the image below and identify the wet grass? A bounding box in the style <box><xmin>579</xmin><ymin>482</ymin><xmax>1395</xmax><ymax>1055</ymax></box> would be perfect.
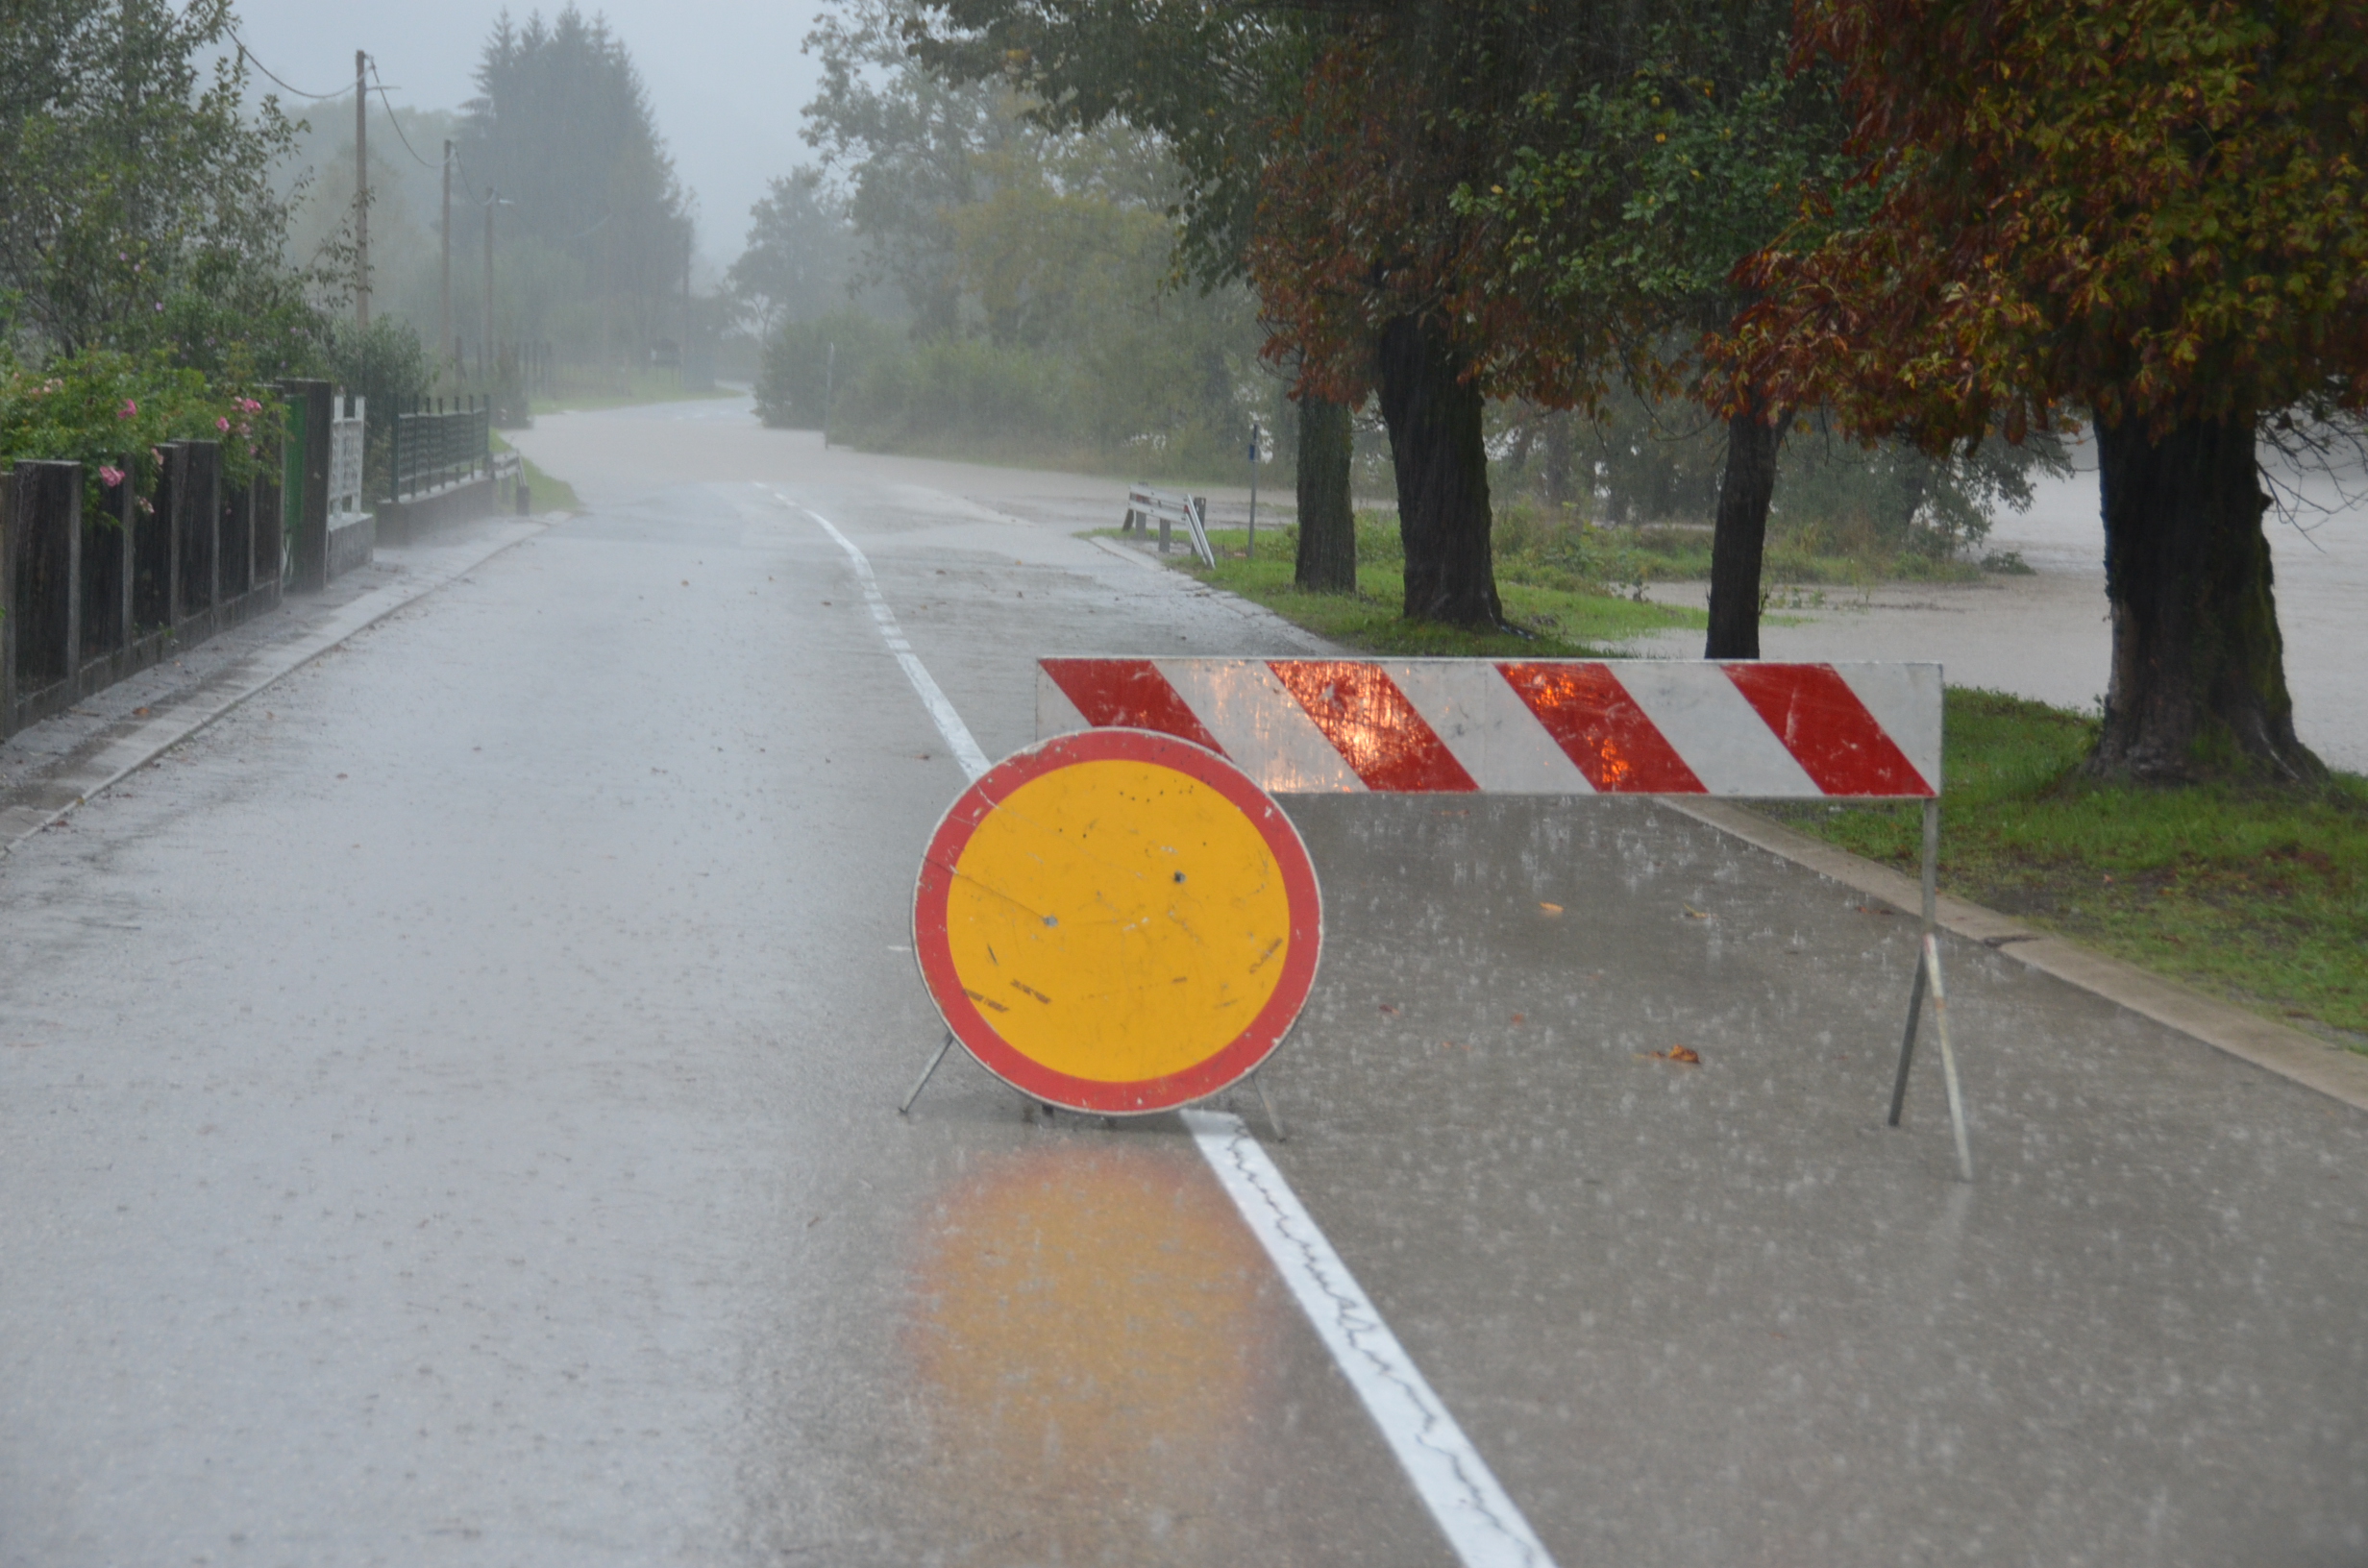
<box><xmin>1161</xmin><ymin>523</ymin><xmax>1704</xmax><ymax>655</ymax></box>
<box><xmin>491</xmin><ymin>432</ymin><xmax>581</xmax><ymax>514</ymax></box>
<box><xmin>1489</xmin><ymin>501</ymin><xmax>2033</xmax><ymax>587</ymax></box>
<box><xmin>1767</xmin><ymin>689</ymin><xmax>2368</xmax><ymax>1052</ymax></box>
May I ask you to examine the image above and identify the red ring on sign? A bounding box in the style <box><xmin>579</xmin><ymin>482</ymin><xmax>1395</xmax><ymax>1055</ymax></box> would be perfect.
<box><xmin>912</xmin><ymin>727</ymin><xmax>1322</xmax><ymax>1115</ymax></box>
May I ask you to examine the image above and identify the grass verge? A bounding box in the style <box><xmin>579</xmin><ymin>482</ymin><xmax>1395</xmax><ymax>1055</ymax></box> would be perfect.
<box><xmin>1158</xmin><ymin>523</ymin><xmax>1704</xmax><ymax>655</ymax></box>
<box><xmin>1767</xmin><ymin>689</ymin><xmax>2368</xmax><ymax>1052</ymax></box>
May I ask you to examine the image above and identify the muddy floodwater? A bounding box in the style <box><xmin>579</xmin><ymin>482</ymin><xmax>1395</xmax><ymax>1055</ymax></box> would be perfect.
<box><xmin>1618</xmin><ymin>445</ymin><xmax>2368</xmax><ymax>773</ymax></box>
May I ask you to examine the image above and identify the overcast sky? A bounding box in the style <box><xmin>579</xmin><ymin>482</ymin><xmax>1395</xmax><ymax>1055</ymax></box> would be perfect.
<box><xmin>227</xmin><ymin>0</ymin><xmax>833</xmax><ymax>260</ymax></box>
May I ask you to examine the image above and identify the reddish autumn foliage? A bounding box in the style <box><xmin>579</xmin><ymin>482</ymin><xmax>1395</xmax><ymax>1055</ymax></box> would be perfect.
<box><xmin>1246</xmin><ymin>24</ymin><xmax>1602</xmax><ymax>412</ymax></box>
<box><xmin>1730</xmin><ymin>0</ymin><xmax>2368</xmax><ymax>440</ymax></box>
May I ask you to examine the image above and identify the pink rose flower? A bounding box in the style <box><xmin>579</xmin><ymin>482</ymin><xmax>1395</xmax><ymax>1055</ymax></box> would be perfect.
<box><xmin>119</xmin><ymin>399</ymin><xmax>136</xmax><ymax>418</ymax></box>
<box><xmin>216</xmin><ymin>416</ymin><xmax>230</xmax><ymax>431</ymax></box>
<box><xmin>99</xmin><ymin>464</ymin><xmax>126</xmax><ymax>488</ymax></box>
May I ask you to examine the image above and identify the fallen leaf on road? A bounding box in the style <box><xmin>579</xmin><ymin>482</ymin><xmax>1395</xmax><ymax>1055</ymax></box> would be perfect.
<box><xmin>1511</xmin><ymin>1013</ymin><xmax>1525</xmax><ymax>1025</ymax></box>
<box><xmin>1645</xmin><ymin>1045</ymin><xmax>1702</xmax><ymax>1066</ymax></box>
<box><xmin>1682</xmin><ymin>903</ymin><xmax>1710</xmax><ymax>919</ymax></box>
<box><xmin>1377</xmin><ymin>1003</ymin><xmax>1399</xmax><ymax>1016</ymax></box>
<box><xmin>1539</xmin><ymin>901</ymin><xmax>1564</xmax><ymax>916</ymax></box>
<box><xmin>132</xmin><ymin>706</ymin><xmax>152</xmax><ymax>717</ymax></box>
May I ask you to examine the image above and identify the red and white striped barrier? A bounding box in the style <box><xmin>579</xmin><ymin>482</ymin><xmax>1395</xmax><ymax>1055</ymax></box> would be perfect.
<box><xmin>1038</xmin><ymin>658</ymin><xmax>1940</xmax><ymax>799</ymax></box>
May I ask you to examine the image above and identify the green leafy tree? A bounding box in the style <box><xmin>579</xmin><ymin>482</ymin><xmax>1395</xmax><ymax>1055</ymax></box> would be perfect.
<box><xmin>914</xmin><ymin>0</ymin><xmax>1359</xmax><ymax>589</ymax></box>
<box><xmin>1468</xmin><ymin>13</ymin><xmax>1857</xmax><ymax>651</ymax></box>
<box><xmin>0</xmin><ymin>0</ymin><xmax>330</xmax><ymax>367</ymax></box>
<box><xmin>803</xmin><ymin>0</ymin><xmax>1030</xmax><ymax>338</ymax></box>
<box><xmin>728</xmin><ymin>169</ymin><xmax>859</xmax><ymax>335</ymax></box>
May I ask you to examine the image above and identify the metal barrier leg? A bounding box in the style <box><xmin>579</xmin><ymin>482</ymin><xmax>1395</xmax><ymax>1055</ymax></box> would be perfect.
<box><xmin>1925</xmin><ymin>935</ymin><xmax>1975</xmax><ymax>1183</ymax></box>
<box><xmin>1887</xmin><ymin>955</ymin><xmax>1929</xmax><ymax>1127</ymax></box>
<box><xmin>1887</xmin><ymin>797</ymin><xmax>1971</xmax><ymax>1180</ymax></box>
<box><xmin>900</xmin><ymin>1031</ymin><xmax>956</xmax><ymax>1115</ymax></box>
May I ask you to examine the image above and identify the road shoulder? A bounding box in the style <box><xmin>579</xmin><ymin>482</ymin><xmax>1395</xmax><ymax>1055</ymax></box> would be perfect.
<box><xmin>1676</xmin><ymin>797</ymin><xmax>2368</xmax><ymax>1114</ymax></box>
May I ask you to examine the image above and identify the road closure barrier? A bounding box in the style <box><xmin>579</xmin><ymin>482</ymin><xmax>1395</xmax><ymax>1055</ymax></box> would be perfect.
<box><xmin>1045</xmin><ymin>656</ymin><xmax>1969</xmax><ymax>1177</ymax></box>
<box><xmin>1039</xmin><ymin>656</ymin><xmax>1938</xmax><ymax>798</ymax></box>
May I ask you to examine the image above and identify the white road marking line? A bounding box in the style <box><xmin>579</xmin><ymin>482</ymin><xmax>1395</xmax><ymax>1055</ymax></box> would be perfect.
<box><xmin>781</xmin><ymin>479</ymin><xmax>1555</xmax><ymax>1567</ymax></box>
<box><xmin>1185</xmin><ymin>1110</ymin><xmax>1558</xmax><ymax>1568</ymax></box>
<box><xmin>777</xmin><ymin>490</ymin><xmax>992</xmax><ymax>780</ymax></box>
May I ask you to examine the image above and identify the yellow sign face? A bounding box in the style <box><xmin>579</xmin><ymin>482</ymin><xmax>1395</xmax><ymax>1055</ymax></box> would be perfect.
<box><xmin>915</xmin><ymin>730</ymin><xmax>1322</xmax><ymax>1114</ymax></box>
<box><xmin>946</xmin><ymin>758</ymin><xmax>1291</xmax><ymax>1081</ymax></box>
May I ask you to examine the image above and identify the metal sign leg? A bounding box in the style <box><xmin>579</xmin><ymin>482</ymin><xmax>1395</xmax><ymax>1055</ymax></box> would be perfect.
<box><xmin>899</xmin><ymin>1031</ymin><xmax>956</xmax><ymax>1116</ymax></box>
<box><xmin>1250</xmin><ymin>1069</ymin><xmax>1288</xmax><ymax>1143</ymax></box>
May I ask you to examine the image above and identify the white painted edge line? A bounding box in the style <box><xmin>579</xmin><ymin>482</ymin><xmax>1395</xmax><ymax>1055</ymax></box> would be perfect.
<box><xmin>784</xmin><ymin>493</ymin><xmax>992</xmax><ymax>780</ymax></box>
<box><xmin>2</xmin><ymin>520</ymin><xmax>548</xmax><ymax>855</ymax></box>
<box><xmin>1184</xmin><ymin>1110</ymin><xmax>1556</xmax><ymax>1568</ymax></box>
<box><xmin>788</xmin><ymin>486</ymin><xmax>1555</xmax><ymax>1568</ymax></box>
<box><xmin>1087</xmin><ymin>532</ymin><xmax>1165</xmax><ymax>571</ymax></box>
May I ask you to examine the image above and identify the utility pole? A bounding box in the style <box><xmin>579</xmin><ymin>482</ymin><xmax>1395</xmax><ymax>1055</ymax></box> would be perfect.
<box><xmin>439</xmin><ymin>140</ymin><xmax>453</xmax><ymax>375</ymax></box>
<box><xmin>354</xmin><ymin>50</ymin><xmax>369</xmax><ymax>330</ymax></box>
<box><xmin>483</xmin><ymin>186</ymin><xmax>496</xmax><ymax>378</ymax></box>
<box><xmin>682</xmin><ymin>231</ymin><xmax>693</xmax><ymax>390</ymax></box>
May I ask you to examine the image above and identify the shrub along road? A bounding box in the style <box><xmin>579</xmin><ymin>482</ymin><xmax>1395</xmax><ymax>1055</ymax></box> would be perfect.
<box><xmin>1</xmin><ymin>400</ymin><xmax>2361</xmax><ymax>1566</ymax></box>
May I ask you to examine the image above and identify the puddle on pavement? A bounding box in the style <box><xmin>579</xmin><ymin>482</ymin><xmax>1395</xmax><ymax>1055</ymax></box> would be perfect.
<box><xmin>902</xmin><ymin>1138</ymin><xmax>1287</xmax><ymax>1559</ymax></box>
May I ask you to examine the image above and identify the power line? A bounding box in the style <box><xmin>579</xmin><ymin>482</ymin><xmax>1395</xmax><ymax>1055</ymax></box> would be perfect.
<box><xmin>367</xmin><ymin>58</ymin><xmax>442</xmax><ymax>171</ymax></box>
<box><xmin>229</xmin><ymin>36</ymin><xmax>344</xmax><ymax>101</ymax></box>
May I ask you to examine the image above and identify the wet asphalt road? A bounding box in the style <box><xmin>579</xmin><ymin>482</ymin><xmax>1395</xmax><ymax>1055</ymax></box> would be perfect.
<box><xmin>4</xmin><ymin>404</ymin><xmax>2365</xmax><ymax>1566</ymax></box>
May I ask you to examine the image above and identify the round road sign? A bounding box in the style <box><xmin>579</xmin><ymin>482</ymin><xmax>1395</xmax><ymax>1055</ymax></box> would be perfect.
<box><xmin>913</xmin><ymin>727</ymin><xmax>1321</xmax><ymax>1114</ymax></box>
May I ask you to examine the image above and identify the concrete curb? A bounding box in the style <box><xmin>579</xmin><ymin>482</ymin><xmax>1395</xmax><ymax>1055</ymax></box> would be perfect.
<box><xmin>1672</xmin><ymin>798</ymin><xmax>2368</xmax><ymax>1115</ymax></box>
<box><xmin>1</xmin><ymin>517</ymin><xmax>553</xmax><ymax>854</ymax></box>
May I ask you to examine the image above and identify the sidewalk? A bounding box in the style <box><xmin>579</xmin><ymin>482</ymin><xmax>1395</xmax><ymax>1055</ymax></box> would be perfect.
<box><xmin>0</xmin><ymin>515</ymin><xmax>551</xmax><ymax>852</ymax></box>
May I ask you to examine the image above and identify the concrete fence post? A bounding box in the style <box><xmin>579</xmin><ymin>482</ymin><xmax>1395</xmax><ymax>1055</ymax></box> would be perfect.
<box><xmin>171</xmin><ymin>442</ymin><xmax>222</xmax><ymax>629</ymax></box>
<box><xmin>3</xmin><ymin>461</ymin><xmax>84</xmax><ymax>736</ymax></box>
<box><xmin>80</xmin><ymin>467</ymin><xmax>135</xmax><ymax>673</ymax></box>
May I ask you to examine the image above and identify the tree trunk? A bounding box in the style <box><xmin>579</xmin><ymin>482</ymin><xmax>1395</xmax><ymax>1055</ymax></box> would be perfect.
<box><xmin>2090</xmin><ymin>410</ymin><xmax>2322</xmax><ymax>782</ymax></box>
<box><xmin>1295</xmin><ymin>394</ymin><xmax>1357</xmax><ymax>593</ymax></box>
<box><xmin>1543</xmin><ymin>413</ymin><xmax>1574</xmax><ymax>514</ymax></box>
<box><xmin>1705</xmin><ymin>397</ymin><xmax>1784</xmax><ymax>658</ymax></box>
<box><xmin>1376</xmin><ymin>313</ymin><xmax>1500</xmax><ymax>626</ymax></box>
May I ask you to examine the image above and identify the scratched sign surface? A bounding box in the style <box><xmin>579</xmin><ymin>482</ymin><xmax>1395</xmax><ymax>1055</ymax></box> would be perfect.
<box><xmin>913</xmin><ymin>727</ymin><xmax>1322</xmax><ymax>1114</ymax></box>
<box><xmin>1039</xmin><ymin>658</ymin><xmax>1942</xmax><ymax>799</ymax></box>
